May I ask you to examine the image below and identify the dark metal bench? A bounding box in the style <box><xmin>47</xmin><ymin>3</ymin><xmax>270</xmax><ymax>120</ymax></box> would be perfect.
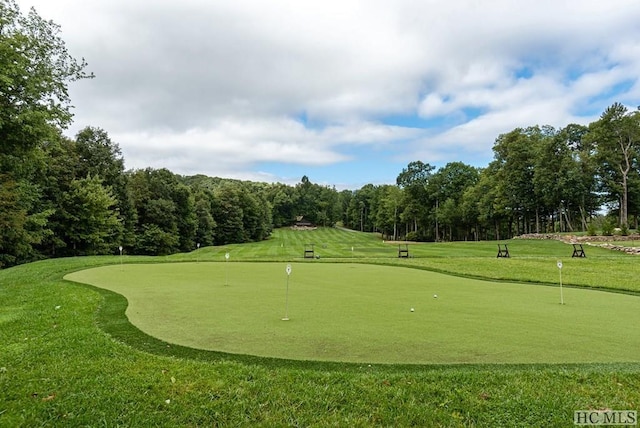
<box><xmin>572</xmin><ymin>243</ymin><xmax>586</xmax><ymax>258</ymax></box>
<box><xmin>497</xmin><ymin>244</ymin><xmax>510</xmax><ymax>258</ymax></box>
<box><xmin>304</xmin><ymin>244</ymin><xmax>315</xmax><ymax>258</ymax></box>
<box><xmin>398</xmin><ymin>244</ymin><xmax>409</xmax><ymax>258</ymax></box>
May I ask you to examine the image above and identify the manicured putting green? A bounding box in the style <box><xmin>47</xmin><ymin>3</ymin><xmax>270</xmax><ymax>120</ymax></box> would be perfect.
<box><xmin>65</xmin><ymin>262</ymin><xmax>640</xmax><ymax>364</ymax></box>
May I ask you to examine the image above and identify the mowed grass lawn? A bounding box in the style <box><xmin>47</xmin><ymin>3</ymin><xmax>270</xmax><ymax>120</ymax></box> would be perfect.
<box><xmin>173</xmin><ymin>228</ymin><xmax>640</xmax><ymax>291</ymax></box>
<box><xmin>2</xmin><ymin>227</ymin><xmax>640</xmax><ymax>426</ymax></box>
<box><xmin>66</xmin><ymin>262</ymin><xmax>640</xmax><ymax>364</ymax></box>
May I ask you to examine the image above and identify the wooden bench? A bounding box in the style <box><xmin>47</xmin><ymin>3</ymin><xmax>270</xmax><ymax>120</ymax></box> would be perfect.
<box><xmin>496</xmin><ymin>244</ymin><xmax>510</xmax><ymax>258</ymax></box>
<box><xmin>304</xmin><ymin>244</ymin><xmax>315</xmax><ymax>259</ymax></box>
<box><xmin>572</xmin><ymin>243</ymin><xmax>586</xmax><ymax>258</ymax></box>
<box><xmin>398</xmin><ymin>244</ymin><xmax>409</xmax><ymax>258</ymax></box>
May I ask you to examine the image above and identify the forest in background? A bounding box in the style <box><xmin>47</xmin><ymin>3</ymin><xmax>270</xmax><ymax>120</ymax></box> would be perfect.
<box><xmin>2</xmin><ymin>0</ymin><xmax>639</xmax><ymax>268</ymax></box>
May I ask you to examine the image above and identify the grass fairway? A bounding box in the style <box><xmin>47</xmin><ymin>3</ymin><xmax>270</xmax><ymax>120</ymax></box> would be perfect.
<box><xmin>3</xmin><ymin>228</ymin><xmax>640</xmax><ymax>427</ymax></box>
<box><xmin>65</xmin><ymin>262</ymin><xmax>640</xmax><ymax>364</ymax></box>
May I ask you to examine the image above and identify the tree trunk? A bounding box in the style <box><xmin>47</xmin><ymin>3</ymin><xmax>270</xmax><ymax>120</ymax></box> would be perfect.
<box><xmin>393</xmin><ymin>206</ymin><xmax>397</xmax><ymax>241</ymax></box>
<box><xmin>435</xmin><ymin>199</ymin><xmax>439</xmax><ymax>242</ymax></box>
<box><xmin>558</xmin><ymin>206</ymin><xmax>563</xmax><ymax>232</ymax></box>
<box><xmin>564</xmin><ymin>208</ymin><xmax>573</xmax><ymax>232</ymax></box>
<box><xmin>618</xmin><ymin>132</ymin><xmax>631</xmax><ymax>227</ymax></box>
<box><xmin>579</xmin><ymin>205</ymin><xmax>587</xmax><ymax>231</ymax></box>
<box><xmin>621</xmin><ymin>174</ymin><xmax>628</xmax><ymax>227</ymax></box>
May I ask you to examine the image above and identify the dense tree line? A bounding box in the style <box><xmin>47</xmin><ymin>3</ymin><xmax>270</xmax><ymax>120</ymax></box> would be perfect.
<box><xmin>1</xmin><ymin>1</ymin><xmax>639</xmax><ymax>268</ymax></box>
<box><xmin>1</xmin><ymin>115</ymin><xmax>346</xmax><ymax>265</ymax></box>
<box><xmin>344</xmin><ymin>109</ymin><xmax>640</xmax><ymax>242</ymax></box>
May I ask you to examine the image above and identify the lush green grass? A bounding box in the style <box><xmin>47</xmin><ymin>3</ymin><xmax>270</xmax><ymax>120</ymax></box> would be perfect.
<box><xmin>609</xmin><ymin>240</ymin><xmax>640</xmax><ymax>247</ymax></box>
<box><xmin>2</xmin><ymin>228</ymin><xmax>639</xmax><ymax>426</ymax></box>
<box><xmin>175</xmin><ymin>229</ymin><xmax>639</xmax><ymax>292</ymax></box>
<box><xmin>65</xmin><ymin>262</ymin><xmax>640</xmax><ymax>364</ymax></box>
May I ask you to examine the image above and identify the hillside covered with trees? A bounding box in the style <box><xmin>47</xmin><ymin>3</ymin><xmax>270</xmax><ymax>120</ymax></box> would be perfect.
<box><xmin>1</xmin><ymin>0</ymin><xmax>639</xmax><ymax>268</ymax></box>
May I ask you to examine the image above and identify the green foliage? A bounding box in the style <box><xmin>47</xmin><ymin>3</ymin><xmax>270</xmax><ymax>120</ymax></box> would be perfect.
<box><xmin>62</xmin><ymin>175</ymin><xmax>122</xmax><ymax>255</ymax></box>
<box><xmin>533</xmin><ymin>125</ymin><xmax>595</xmax><ymax>233</ymax></box>
<box><xmin>0</xmin><ymin>0</ymin><xmax>92</xmax><ymax>163</ymax></box>
<box><xmin>0</xmin><ymin>175</ymin><xmax>53</xmax><ymax>266</ymax></box>
<box><xmin>172</xmin><ymin>184</ymin><xmax>197</xmax><ymax>251</ymax></box>
<box><xmin>127</xmin><ymin>168</ymin><xmax>193</xmax><ymax>254</ymax></box>
<box><xmin>396</xmin><ymin>160</ymin><xmax>434</xmax><ymax>188</ymax></box>
<box><xmin>404</xmin><ymin>231</ymin><xmax>419</xmax><ymax>241</ymax></box>
<box><xmin>74</xmin><ymin>127</ymin><xmax>124</xmax><ymax>182</ymax></box>
<box><xmin>268</xmin><ymin>183</ymin><xmax>296</xmax><ymax>227</ymax></box>
<box><xmin>135</xmin><ymin>223</ymin><xmax>180</xmax><ymax>255</ymax></box>
<box><xmin>211</xmin><ymin>183</ymin><xmax>246</xmax><ymax>245</ymax></box>
<box><xmin>373</xmin><ymin>185</ymin><xmax>402</xmax><ymax>239</ymax></box>
<box><xmin>395</xmin><ymin>161</ymin><xmax>434</xmax><ymax>237</ymax></box>
<box><xmin>193</xmin><ymin>189</ymin><xmax>216</xmax><ymax>247</ymax></box>
<box><xmin>620</xmin><ymin>223</ymin><xmax>629</xmax><ymax>236</ymax></box>
<box><xmin>461</xmin><ymin>163</ymin><xmax>504</xmax><ymax>240</ymax></box>
<box><xmin>0</xmin><ymin>6</ymin><xmax>638</xmax><ymax>269</ymax></box>
<box><xmin>429</xmin><ymin>162</ymin><xmax>480</xmax><ymax>241</ymax></box>
<box><xmin>288</xmin><ymin>176</ymin><xmax>340</xmax><ymax>227</ymax></box>
<box><xmin>587</xmin><ymin>221</ymin><xmax>597</xmax><ymax>236</ymax></box>
<box><xmin>0</xmin><ymin>1</ymin><xmax>91</xmax><ymax>265</ymax></box>
<box><xmin>346</xmin><ymin>183</ymin><xmax>377</xmax><ymax>232</ymax></box>
<box><xmin>588</xmin><ymin>103</ymin><xmax>640</xmax><ymax>228</ymax></box>
<box><xmin>0</xmin><ymin>0</ymin><xmax>637</xmax><ymax>267</ymax></box>
<box><xmin>238</xmin><ymin>184</ymin><xmax>271</xmax><ymax>241</ymax></box>
<box><xmin>600</xmin><ymin>217</ymin><xmax>615</xmax><ymax>236</ymax></box>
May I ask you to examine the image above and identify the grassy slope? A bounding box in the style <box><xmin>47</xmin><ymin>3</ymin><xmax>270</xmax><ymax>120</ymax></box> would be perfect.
<box><xmin>1</xmin><ymin>229</ymin><xmax>639</xmax><ymax>426</ymax></box>
<box><xmin>175</xmin><ymin>229</ymin><xmax>639</xmax><ymax>292</ymax></box>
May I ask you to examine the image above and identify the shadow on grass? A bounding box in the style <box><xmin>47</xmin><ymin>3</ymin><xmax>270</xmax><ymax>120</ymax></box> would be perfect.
<box><xmin>89</xmin><ymin>283</ymin><xmax>640</xmax><ymax>375</ymax></box>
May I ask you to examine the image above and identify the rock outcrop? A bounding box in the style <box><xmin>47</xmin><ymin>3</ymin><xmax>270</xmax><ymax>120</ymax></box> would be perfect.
<box><xmin>514</xmin><ymin>233</ymin><xmax>640</xmax><ymax>255</ymax></box>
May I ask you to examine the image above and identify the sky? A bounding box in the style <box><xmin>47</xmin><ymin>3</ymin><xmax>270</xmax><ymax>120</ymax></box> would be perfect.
<box><xmin>15</xmin><ymin>0</ymin><xmax>640</xmax><ymax>190</ymax></box>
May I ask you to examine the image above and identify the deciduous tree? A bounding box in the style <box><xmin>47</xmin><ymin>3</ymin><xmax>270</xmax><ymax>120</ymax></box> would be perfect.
<box><xmin>0</xmin><ymin>0</ymin><xmax>92</xmax><ymax>264</ymax></box>
<box><xmin>61</xmin><ymin>175</ymin><xmax>122</xmax><ymax>255</ymax></box>
<box><xmin>587</xmin><ymin>103</ymin><xmax>640</xmax><ymax>227</ymax></box>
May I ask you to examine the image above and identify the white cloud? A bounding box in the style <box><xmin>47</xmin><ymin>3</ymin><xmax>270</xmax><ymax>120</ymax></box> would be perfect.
<box><xmin>15</xmin><ymin>0</ymin><xmax>640</xmax><ymax>186</ymax></box>
<box><xmin>115</xmin><ymin>118</ymin><xmax>423</xmax><ymax>179</ymax></box>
